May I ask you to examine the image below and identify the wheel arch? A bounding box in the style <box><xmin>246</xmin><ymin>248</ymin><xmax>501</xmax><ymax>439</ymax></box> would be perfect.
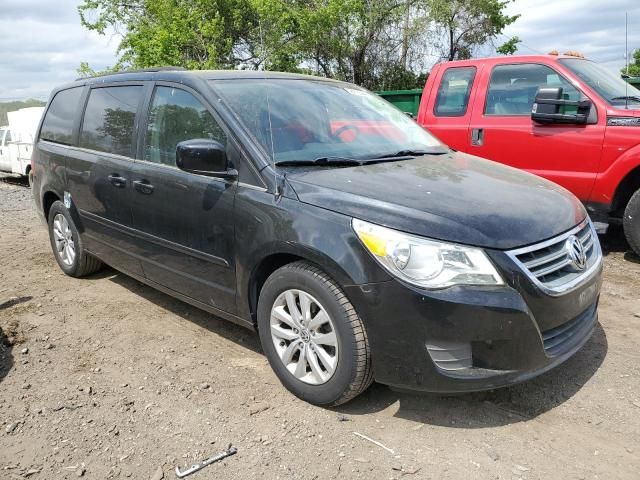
<box><xmin>246</xmin><ymin>246</ymin><xmax>360</xmax><ymax>327</ymax></box>
<box><xmin>612</xmin><ymin>165</ymin><xmax>640</xmax><ymax>215</ymax></box>
<box><xmin>42</xmin><ymin>190</ymin><xmax>61</xmax><ymax>221</ymax></box>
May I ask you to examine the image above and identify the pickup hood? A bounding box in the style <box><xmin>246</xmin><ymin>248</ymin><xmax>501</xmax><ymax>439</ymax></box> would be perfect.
<box><xmin>285</xmin><ymin>152</ymin><xmax>586</xmax><ymax>250</ymax></box>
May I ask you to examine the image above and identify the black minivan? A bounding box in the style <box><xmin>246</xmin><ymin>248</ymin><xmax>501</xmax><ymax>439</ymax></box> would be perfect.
<box><xmin>32</xmin><ymin>69</ymin><xmax>603</xmax><ymax>405</ymax></box>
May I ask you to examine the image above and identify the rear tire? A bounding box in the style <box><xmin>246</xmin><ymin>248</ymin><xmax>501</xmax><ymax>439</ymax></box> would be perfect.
<box><xmin>257</xmin><ymin>261</ymin><xmax>373</xmax><ymax>406</ymax></box>
<box><xmin>48</xmin><ymin>201</ymin><xmax>102</xmax><ymax>277</ymax></box>
<box><xmin>623</xmin><ymin>189</ymin><xmax>640</xmax><ymax>257</ymax></box>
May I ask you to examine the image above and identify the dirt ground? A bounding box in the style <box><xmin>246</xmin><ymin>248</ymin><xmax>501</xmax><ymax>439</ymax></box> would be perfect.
<box><xmin>0</xmin><ymin>174</ymin><xmax>639</xmax><ymax>480</ymax></box>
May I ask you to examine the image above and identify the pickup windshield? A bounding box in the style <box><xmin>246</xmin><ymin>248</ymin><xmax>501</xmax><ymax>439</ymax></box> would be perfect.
<box><xmin>210</xmin><ymin>78</ymin><xmax>446</xmax><ymax>164</ymax></box>
<box><xmin>560</xmin><ymin>58</ymin><xmax>640</xmax><ymax>107</ymax></box>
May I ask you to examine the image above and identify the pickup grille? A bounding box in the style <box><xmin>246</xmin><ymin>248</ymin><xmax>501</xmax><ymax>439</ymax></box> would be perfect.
<box><xmin>507</xmin><ymin>220</ymin><xmax>601</xmax><ymax>294</ymax></box>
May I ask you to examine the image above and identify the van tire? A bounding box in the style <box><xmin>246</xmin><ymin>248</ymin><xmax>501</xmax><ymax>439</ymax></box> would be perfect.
<box><xmin>624</xmin><ymin>190</ymin><xmax>640</xmax><ymax>257</ymax></box>
<box><xmin>257</xmin><ymin>261</ymin><xmax>373</xmax><ymax>406</ymax></box>
<box><xmin>48</xmin><ymin>201</ymin><xmax>102</xmax><ymax>277</ymax></box>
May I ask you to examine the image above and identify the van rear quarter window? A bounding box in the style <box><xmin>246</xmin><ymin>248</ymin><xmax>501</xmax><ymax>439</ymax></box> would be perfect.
<box><xmin>434</xmin><ymin>67</ymin><xmax>476</xmax><ymax>117</ymax></box>
<box><xmin>79</xmin><ymin>86</ymin><xmax>144</xmax><ymax>158</ymax></box>
<box><xmin>40</xmin><ymin>87</ymin><xmax>84</xmax><ymax>145</ymax></box>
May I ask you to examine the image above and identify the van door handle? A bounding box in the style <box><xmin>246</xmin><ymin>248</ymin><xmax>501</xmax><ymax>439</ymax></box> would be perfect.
<box><xmin>133</xmin><ymin>180</ymin><xmax>154</xmax><ymax>195</ymax></box>
<box><xmin>471</xmin><ymin>128</ymin><xmax>484</xmax><ymax>146</ymax></box>
<box><xmin>107</xmin><ymin>174</ymin><xmax>127</xmax><ymax>188</ymax></box>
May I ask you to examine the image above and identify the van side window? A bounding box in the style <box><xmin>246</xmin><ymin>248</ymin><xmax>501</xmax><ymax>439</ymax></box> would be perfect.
<box><xmin>485</xmin><ymin>64</ymin><xmax>581</xmax><ymax>116</ymax></box>
<box><xmin>4</xmin><ymin>130</ymin><xmax>12</xmax><ymax>143</ymax></box>
<box><xmin>434</xmin><ymin>67</ymin><xmax>476</xmax><ymax>117</ymax></box>
<box><xmin>79</xmin><ymin>86</ymin><xmax>144</xmax><ymax>158</ymax></box>
<box><xmin>40</xmin><ymin>87</ymin><xmax>84</xmax><ymax>145</ymax></box>
<box><xmin>144</xmin><ymin>87</ymin><xmax>226</xmax><ymax>166</ymax></box>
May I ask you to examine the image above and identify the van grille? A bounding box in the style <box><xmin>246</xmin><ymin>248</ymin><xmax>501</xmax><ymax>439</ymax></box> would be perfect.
<box><xmin>507</xmin><ymin>220</ymin><xmax>601</xmax><ymax>294</ymax></box>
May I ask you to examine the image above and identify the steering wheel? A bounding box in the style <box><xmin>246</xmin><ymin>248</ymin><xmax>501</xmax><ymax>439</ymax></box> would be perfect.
<box><xmin>333</xmin><ymin>124</ymin><xmax>360</xmax><ymax>143</ymax></box>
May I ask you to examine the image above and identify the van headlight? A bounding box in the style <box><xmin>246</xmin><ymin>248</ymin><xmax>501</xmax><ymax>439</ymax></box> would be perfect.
<box><xmin>352</xmin><ymin>218</ymin><xmax>504</xmax><ymax>289</ymax></box>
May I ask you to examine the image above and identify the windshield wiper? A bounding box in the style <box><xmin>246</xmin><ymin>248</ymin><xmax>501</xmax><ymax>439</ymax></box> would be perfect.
<box><xmin>611</xmin><ymin>95</ymin><xmax>640</xmax><ymax>103</ymax></box>
<box><xmin>369</xmin><ymin>148</ymin><xmax>448</xmax><ymax>160</ymax></box>
<box><xmin>274</xmin><ymin>156</ymin><xmax>363</xmax><ymax>167</ymax></box>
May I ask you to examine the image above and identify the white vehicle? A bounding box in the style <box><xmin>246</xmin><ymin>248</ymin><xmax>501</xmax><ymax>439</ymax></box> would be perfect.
<box><xmin>0</xmin><ymin>106</ymin><xmax>45</xmax><ymax>184</ymax></box>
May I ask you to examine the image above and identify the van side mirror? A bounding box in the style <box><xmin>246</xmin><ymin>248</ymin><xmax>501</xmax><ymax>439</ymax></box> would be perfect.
<box><xmin>531</xmin><ymin>87</ymin><xmax>592</xmax><ymax>125</ymax></box>
<box><xmin>176</xmin><ymin>139</ymin><xmax>238</xmax><ymax>179</ymax></box>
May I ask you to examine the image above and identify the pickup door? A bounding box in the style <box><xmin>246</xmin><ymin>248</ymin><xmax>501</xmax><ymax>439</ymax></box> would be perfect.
<box><xmin>418</xmin><ymin>63</ymin><xmax>482</xmax><ymax>150</ymax></box>
<box><xmin>420</xmin><ymin>61</ymin><xmax>606</xmax><ymax>202</ymax></box>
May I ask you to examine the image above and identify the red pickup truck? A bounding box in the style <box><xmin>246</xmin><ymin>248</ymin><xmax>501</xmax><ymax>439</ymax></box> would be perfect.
<box><xmin>417</xmin><ymin>54</ymin><xmax>640</xmax><ymax>255</ymax></box>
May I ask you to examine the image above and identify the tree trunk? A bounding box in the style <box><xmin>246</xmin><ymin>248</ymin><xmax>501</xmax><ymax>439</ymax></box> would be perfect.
<box><xmin>448</xmin><ymin>26</ymin><xmax>456</xmax><ymax>61</ymax></box>
<box><xmin>400</xmin><ymin>0</ymin><xmax>411</xmax><ymax>69</ymax></box>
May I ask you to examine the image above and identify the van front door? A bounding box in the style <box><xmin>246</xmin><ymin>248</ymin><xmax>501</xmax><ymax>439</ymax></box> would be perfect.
<box><xmin>129</xmin><ymin>84</ymin><xmax>237</xmax><ymax>314</ymax></box>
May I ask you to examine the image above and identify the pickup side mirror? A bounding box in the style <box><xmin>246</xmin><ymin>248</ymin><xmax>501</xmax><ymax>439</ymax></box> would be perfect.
<box><xmin>531</xmin><ymin>87</ymin><xmax>592</xmax><ymax>125</ymax></box>
<box><xmin>176</xmin><ymin>139</ymin><xmax>238</xmax><ymax>179</ymax></box>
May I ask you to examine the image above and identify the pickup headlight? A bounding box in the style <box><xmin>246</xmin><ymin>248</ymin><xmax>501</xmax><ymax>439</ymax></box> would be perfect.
<box><xmin>352</xmin><ymin>219</ymin><xmax>504</xmax><ymax>289</ymax></box>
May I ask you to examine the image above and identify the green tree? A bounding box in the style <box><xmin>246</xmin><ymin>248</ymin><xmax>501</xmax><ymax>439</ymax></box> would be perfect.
<box><xmin>76</xmin><ymin>61</ymin><xmax>119</xmax><ymax>78</ymax></box>
<box><xmin>496</xmin><ymin>35</ymin><xmax>520</xmax><ymax>55</ymax></box>
<box><xmin>77</xmin><ymin>0</ymin><xmax>521</xmax><ymax>90</ymax></box>
<box><xmin>623</xmin><ymin>49</ymin><xmax>640</xmax><ymax>77</ymax></box>
<box><xmin>79</xmin><ymin>0</ymin><xmax>259</xmax><ymax>69</ymax></box>
<box><xmin>428</xmin><ymin>0</ymin><xmax>519</xmax><ymax>60</ymax></box>
<box><xmin>252</xmin><ymin>0</ymin><xmax>428</xmax><ymax>88</ymax></box>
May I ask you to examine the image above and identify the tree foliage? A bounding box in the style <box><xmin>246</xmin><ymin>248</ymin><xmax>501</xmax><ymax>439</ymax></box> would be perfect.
<box><xmin>623</xmin><ymin>49</ymin><xmax>640</xmax><ymax>77</ymax></box>
<box><xmin>78</xmin><ymin>0</ymin><xmax>520</xmax><ymax>90</ymax></box>
<box><xmin>428</xmin><ymin>0</ymin><xmax>519</xmax><ymax>60</ymax></box>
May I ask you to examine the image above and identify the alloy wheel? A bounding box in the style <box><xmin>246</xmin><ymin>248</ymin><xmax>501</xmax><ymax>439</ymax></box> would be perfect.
<box><xmin>269</xmin><ymin>289</ymin><xmax>339</xmax><ymax>385</ymax></box>
<box><xmin>52</xmin><ymin>214</ymin><xmax>76</xmax><ymax>266</ymax></box>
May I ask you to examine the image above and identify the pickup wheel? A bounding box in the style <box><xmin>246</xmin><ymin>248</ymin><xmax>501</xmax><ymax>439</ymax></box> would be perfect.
<box><xmin>48</xmin><ymin>201</ymin><xmax>102</xmax><ymax>277</ymax></box>
<box><xmin>257</xmin><ymin>261</ymin><xmax>373</xmax><ymax>406</ymax></box>
<box><xmin>623</xmin><ymin>189</ymin><xmax>640</xmax><ymax>257</ymax></box>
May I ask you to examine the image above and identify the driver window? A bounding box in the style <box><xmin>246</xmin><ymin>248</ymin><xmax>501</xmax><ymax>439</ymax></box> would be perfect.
<box><xmin>144</xmin><ymin>87</ymin><xmax>226</xmax><ymax>166</ymax></box>
<box><xmin>485</xmin><ymin>64</ymin><xmax>582</xmax><ymax>116</ymax></box>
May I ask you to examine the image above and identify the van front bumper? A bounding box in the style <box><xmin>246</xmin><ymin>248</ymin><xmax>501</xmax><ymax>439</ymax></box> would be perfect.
<box><xmin>344</xmin><ymin>260</ymin><xmax>602</xmax><ymax>393</ymax></box>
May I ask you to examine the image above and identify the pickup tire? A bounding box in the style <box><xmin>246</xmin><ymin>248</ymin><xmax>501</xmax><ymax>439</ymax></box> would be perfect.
<box><xmin>623</xmin><ymin>189</ymin><xmax>640</xmax><ymax>257</ymax></box>
<box><xmin>257</xmin><ymin>261</ymin><xmax>373</xmax><ymax>406</ymax></box>
<box><xmin>48</xmin><ymin>201</ymin><xmax>102</xmax><ymax>277</ymax></box>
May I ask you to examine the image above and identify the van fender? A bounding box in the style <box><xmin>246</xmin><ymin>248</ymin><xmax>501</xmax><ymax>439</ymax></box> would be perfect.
<box><xmin>234</xmin><ymin>196</ymin><xmax>392</xmax><ymax>322</ymax></box>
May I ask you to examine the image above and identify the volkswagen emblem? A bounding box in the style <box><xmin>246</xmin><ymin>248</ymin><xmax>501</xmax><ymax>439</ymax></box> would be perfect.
<box><xmin>565</xmin><ymin>235</ymin><xmax>587</xmax><ymax>271</ymax></box>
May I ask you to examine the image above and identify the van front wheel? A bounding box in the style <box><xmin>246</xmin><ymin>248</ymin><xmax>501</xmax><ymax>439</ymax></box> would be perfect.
<box><xmin>257</xmin><ymin>261</ymin><xmax>373</xmax><ymax>406</ymax></box>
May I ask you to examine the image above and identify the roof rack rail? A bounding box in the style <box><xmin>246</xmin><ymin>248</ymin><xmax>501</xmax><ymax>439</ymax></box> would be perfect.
<box><xmin>76</xmin><ymin>66</ymin><xmax>187</xmax><ymax>81</ymax></box>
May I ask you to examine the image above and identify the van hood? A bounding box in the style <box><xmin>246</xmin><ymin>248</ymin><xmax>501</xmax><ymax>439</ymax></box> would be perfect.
<box><xmin>284</xmin><ymin>152</ymin><xmax>586</xmax><ymax>250</ymax></box>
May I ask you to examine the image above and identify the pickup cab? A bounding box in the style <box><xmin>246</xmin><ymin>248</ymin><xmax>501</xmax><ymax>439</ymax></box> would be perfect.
<box><xmin>417</xmin><ymin>54</ymin><xmax>640</xmax><ymax>255</ymax></box>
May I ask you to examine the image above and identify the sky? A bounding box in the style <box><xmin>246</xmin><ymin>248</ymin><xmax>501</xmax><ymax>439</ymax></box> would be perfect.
<box><xmin>0</xmin><ymin>0</ymin><xmax>639</xmax><ymax>101</ymax></box>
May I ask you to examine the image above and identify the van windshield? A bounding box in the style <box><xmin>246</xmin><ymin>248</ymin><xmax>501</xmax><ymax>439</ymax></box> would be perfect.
<box><xmin>210</xmin><ymin>78</ymin><xmax>446</xmax><ymax>164</ymax></box>
<box><xmin>560</xmin><ymin>58</ymin><xmax>640</xmax><ymax>107</ymax></box>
